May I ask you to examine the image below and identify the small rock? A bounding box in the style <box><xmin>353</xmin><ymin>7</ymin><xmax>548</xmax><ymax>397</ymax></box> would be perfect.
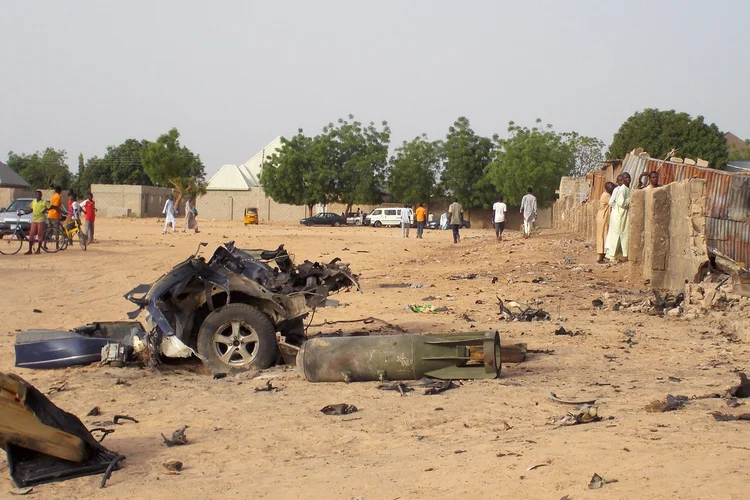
<box><xmin>162</xmin><ymin>461</ymin><xmax>183</xmax><ymax>472</ymax></box>
<box><xmin>667</xmin><ymin>307</ymin><xmax>681</xmax><ymax>317</ymax></box>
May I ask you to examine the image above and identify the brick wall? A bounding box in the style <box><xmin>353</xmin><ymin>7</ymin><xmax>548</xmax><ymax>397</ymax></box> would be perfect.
<box><xmin>91</xmin><ymin>184</ymin><xmax>174</xmax><ymax>217</ymax></box>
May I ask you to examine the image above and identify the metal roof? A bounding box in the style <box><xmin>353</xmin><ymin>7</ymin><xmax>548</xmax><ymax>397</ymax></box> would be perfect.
<box><xmin>0</xmin><ymin>161</ymin><xmax>31</xmax><ymax>188</ymax></box>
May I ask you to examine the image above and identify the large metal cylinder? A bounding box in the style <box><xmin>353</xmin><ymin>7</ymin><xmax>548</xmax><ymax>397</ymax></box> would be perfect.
<box><xmin>297</xmin><ymin>331</ymin><xmax>501</xmax><ymax>382</ymax></box>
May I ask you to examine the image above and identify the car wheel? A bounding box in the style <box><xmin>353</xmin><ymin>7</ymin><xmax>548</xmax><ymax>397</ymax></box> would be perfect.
<box><xmin>306</xmin><ymin>221</ymin><xmax>314</xmax><ymax>227</ymax></box>
<box><xmin>373</xmin><ymin>221</ymin><xmax>382</xmax><ymax>228</ymax></box>
<box><xmin>333</xmin><ymin>221</ymin><xmax>341</xmax><ymax>227</ymax></box>
<box><xmin>196</xmin><ymin>303</ymin><xmax>277</xmax><ymax>374</ymax></box>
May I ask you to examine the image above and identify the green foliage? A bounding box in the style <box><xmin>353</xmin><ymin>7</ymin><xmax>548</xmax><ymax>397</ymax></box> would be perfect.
<box><xmin>141</xmin><ymin>128</ymin><xmax>205</xmax><ymax>203</ymax></box>
<box><xmin>388</xmin><ymin>135</ymin><xmax>442</xmax><ymax>205</ymax></box>
<box><xmin>607</xmin><ymin>109</ymin><xmax>728</xmax><ymax>168</ymax></box>
<box><xmin>260</xmin><ymin>131</ymin><xmax>321</xmax><ymax>211</ymax></box>
<box><xmin>261</xmin><ymin>116</ymin><xmax>390</xmax><ymax>212</ymax></box>
<box><xmin>77</xmin><ymin>139</ymin><xmax>152</xmax><ymax>193</ymax></box>
<box><xmin>565</xmin><ymin>133</ymin><xmax>605</xmax><ymax>177</ymax></box>
<box><xmin>728</xmin><ymin>137</ymin><xmax>750</xmax><ymax>162</ymax></box>
<box><xmin>487</xmin><ymin>120</ymin><xmax>573</xmax><ymax>207</ymax></box>
<box><xmin>7</xmin><ymin>148</ymin><xmax>72</xmax><ymax>189</ymax></box>
<box><xmin>441</xmin><ymin>117</ymin><xmax>494</xmax><ymax>208</ymax></box>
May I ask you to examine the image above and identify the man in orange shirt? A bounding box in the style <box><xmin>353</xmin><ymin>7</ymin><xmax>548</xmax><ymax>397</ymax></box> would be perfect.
<box><xmin>46</xmin><ymin>186</ymin><xmax>64</xmax><ymax>248</ymax></box>
<box><xmin>415</xmin><ymin>203</ymin><xmax>427</xmax><ymax>239</ymax></box>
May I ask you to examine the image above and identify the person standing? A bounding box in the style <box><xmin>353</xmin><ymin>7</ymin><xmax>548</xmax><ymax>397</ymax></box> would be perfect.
<box><xmin>448</xmin><ymin>198</ymin><xmax>463</xmax><ymax>244</ymax></box>
<box><xmin>183</xmin><ymin>197</ymin><xmax>200</xmax><ymax>233</ymax></box>
<box><xmin>520</xmin><ymin>188</ymin><xmax>537</xmax><ymax>239</ymax></box>
<box><xmin>605</xmin><ymin>173</ymin><xmax>632</xmax><ymax>262</ymax></box>
<box><xmin>47</xmin><ymin>186</ymin><xmax>64</xmax><ymax>233</ymax></box>
<box><xmin>162</xmin><ymin>194</ymin><xmax>177</xmax><ymax>234</ymax></box>
<box><xmin>400</xmin><ymin>204</ymin><xmax>411</xmax><ymax>238</ymax></box>
<box><xmin>415</xmin><ymin>203</ymin><xmax>427</xmax><ymax>239</ymax></box>
<box><xmin>80</xmin><ymin>192</ymin><xmax>97</xmax><ymax>243</ymax></box>
<box><xmin>596</xmin><ymin>182</ymin><xmax>616</xmax><ymax>263</ymax></box>
<box><xmin>26</xmin><ymin>190</ymin><xmax>50</xmax><ymax>255</ymax></box>
<box><xmin>645</xmin><ymin>171</ymin><xmax>661</xmax><ymax>190</ymax></box>
<box><xmin>492</xmin><ymin>195</ymin><xmax>507</xmax><ymax>242</ymax></box>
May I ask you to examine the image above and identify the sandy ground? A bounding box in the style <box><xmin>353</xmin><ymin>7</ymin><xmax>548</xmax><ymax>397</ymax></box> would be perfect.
<box><xmin>1</xmin><ymin>218</ymin><xmax>749</xmax><ymax>500</ymax></box>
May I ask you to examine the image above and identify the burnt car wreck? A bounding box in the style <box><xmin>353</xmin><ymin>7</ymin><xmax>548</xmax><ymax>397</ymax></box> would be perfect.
<box><xmin>124</xmin><ymin>242</ymin><xmax>359</xmax><ymax>374</ymax></box>
<box><xmin>15</xmin><ymin>243</ymin><xmax>359</xmax><ymax>375</ymax></box>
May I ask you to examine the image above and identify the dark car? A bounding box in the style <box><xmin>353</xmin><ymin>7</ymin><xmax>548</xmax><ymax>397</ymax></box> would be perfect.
<box><xmin>300</xmin><ymin>212</ymin><xmax>346</xmax><ymax>227</ymax></box>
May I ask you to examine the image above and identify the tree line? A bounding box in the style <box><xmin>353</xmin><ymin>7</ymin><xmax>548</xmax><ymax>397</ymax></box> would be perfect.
<box><xmin>6</xmin><ymin>108</ymin><xmax>737</xmax><ymax>211</ymax></box>
<box><xmin>7</xmin><ymin>128</ymin><xmax>206</xmax><ymax>203</ymax></box>
<box><xmin>261</xmin><ymin>115</ymin><xmax>609</xmax><ymax>212</ymax></box>
<box><xmin>262</xmin><ymin>109</ymin><xmax>733</xmax><ymax>211</ymax></box>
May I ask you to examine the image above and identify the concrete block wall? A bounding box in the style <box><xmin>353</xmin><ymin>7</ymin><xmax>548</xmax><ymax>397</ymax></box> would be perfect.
<box><xmin>91</xmin><ymin>184</ymin><xmax>174</xmax><ymax>217</ymax></box>
<box><xmin>628</xmin><ymin>179</ymin><xmax>708</xmax><ymax>290</ymax></box>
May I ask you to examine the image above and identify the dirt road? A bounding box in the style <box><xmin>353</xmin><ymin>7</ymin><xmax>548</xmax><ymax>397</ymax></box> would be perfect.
<box><xmin>1</xmin><ymin>218</ymin><xmax>748</xmax><ymax>499</ymax></box>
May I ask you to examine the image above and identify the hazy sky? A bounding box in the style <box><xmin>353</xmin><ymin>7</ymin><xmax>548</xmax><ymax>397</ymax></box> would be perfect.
<box><xmin>2</xmin><ymin>1</ymin><xmax>748</xmax><ymax>177</ymax></box>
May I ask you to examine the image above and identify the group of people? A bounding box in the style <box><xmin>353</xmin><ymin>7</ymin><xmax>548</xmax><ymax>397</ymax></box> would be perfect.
<box><xmin>162</xmin><ymin>194</ymin><xmax>200</xmax><ymax>234</ymax></box>
<box><xmin>396</xmin><ymin>187</ymin><xmax>540</xmax><ymax>245</ymax></box>
<box><xmin>596</xmin><ymin>170</ymin><xmax>661</xmax><ymax>264</ymax></box>
<box><xmin>24</xmin><ymin>186</ymin><xmax>96</xmax><ymax>255</ymax></box>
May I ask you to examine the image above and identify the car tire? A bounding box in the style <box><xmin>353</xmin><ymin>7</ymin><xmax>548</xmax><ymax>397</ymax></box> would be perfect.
<box><xmin>196</xmin><ymin>303</ymin><xmax>277</xmax><ymax>374</ymax></box>
<box><xmin>373</xmin><ymin>221</ymin><xmax>382</xmax><ymax>228</ymax></box>
<box><xmin>306</xmin><ymin>221</ymin><xmax>314</xmax><ymax>227</ymax></box>
<box><xmin>333</xmin><ymin>221</ymin><xmax>341</xmax><ymax>227</ymax></box>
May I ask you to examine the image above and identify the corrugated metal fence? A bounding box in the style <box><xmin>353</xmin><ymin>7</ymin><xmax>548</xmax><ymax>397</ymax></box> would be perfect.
<box><xmin>588</xmin><ymin>155</ymin><xmax>750</xmax><ymax>268</ymax></box>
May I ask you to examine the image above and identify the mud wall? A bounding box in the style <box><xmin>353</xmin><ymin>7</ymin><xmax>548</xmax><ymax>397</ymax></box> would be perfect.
<box><xmin>628</xmin><ymin>179</ymin><xmax>708</xmax><ymax>290</ymax></box>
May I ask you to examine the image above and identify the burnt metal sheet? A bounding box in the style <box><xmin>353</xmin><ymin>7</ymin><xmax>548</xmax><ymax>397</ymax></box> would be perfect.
<box><xmin>706</xmin><ymin>217</ymin><xmax>750</xmax><ymax>269</ymax></box>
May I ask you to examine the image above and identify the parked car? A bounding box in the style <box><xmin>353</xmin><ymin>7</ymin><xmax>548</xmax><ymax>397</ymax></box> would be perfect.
<box><xmin>0</xmin><ymin>198</ymin><xmax>34</xmax><ymax>233</ymax></box>
<box><xmin>345</xmin><ymin>212</ymin><xmax>364</xmax><ymax>226</ymax></box>
<box><xmin>299</xmin><ymin>212</ymin><xmax>347</xmax><ymax>227</ymax></box>
<box><xmin>365</xmin><ymin>207</ymin><xmax>414</xmax><ymax>227</ymax></box>
<box><xmin>426</xmin><ymin>213</ymin><xmax>471</xmax><ymax>230</ymax></box>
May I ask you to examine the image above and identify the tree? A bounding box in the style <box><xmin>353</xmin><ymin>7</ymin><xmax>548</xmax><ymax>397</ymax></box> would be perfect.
<box><xmin>565</xmin><ymin>133</ymin><xmax>605</xmax><ymax>177</ymax></box>
<box><xmin>388</xmin><ymin>135</ymin><xmax>442</xmax><ymax>205</ymax></box>
<box><xmin>310</xmin><ymin>116</ymin><xmax>390</xmax><ymax>213</ymax></box>
<box><xmin>441</xmin><ymin>117</ymin><xmax>494</xmax><ymax>208</ymax></box>
<box><xmin>141</xmin><ymin>128</ymin><xmax>205</xmax><ymax>205</ymax></box>
<box><xmin>607</xmin><ymin>109</ymin><xmax>728</xmax><ymax>168</ymax></box>
<box><xmin>81</xmin><ymin>139</ymin><xmax>153</xmax><ymax>190</ymax></box>
<box><xmin>260</xmin><ymin>130</ymin><xmax>321</xmax><ymax>215</ymax></box>
<box><xmin>487</xmin><ymin>120</ymin><xmax>573</xmax><ymax>207</ymax></box>
<box><xmin>728</xmin><ymin>137</ymin><xmax>750</xmax><ymax>162</ymax></box>
<box><xmin>7</xmin><ymin>148</ymin><xmax>72</xmax><ymax>189</ymax></box>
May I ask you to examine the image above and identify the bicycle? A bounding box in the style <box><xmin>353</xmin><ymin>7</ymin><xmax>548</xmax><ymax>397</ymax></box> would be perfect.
<box><xmin>58</xmin><ymin>218</ymin><xmax>87</xmax><ymax>251</ymax></box>
<box><xmin>41</xmin><ymin>220</ymin><xmax>66</xmax><ymax>253</ymax></box>
<box><xmin>0</xmin><ymin>210</ymin><xmax>40</xmax><ymax>255</ymax></box>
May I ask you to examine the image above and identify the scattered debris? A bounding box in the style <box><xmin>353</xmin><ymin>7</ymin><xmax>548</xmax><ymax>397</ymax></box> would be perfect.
<box><xmin>498</xmin><ymin>298</ymin><xmax>551</xmax><ymax>322</ymax></box>
<box><xmin>454</xmin><ymin>449</ymin><xmax>467</xmax><ymax>454</ymax></box>
<box><xmin>588</xmin><ymin>473</ymin><xmax>618</xmax><ymax>489</ymax></box>
<box><xmin>0</xmin><ymin>372</ymin><xmax>122</xmax><ymax>487</ymax></box>
<box><xmin>377</xmin><ymin>381</ymin><xmax>413</xmax><ymax>395</ymax></box>
<box><xmin>212</xmin><ymin>373</ymin><xmax>227</xmax><ymax>380</ymax></box>
<box><xmin>115</xmin><ymin>378</ymin><xmax>130</xmax><ymax>387</ymax></box>
<box><xmin>729</xmin><ymin>372</ymin><xmax>750</xmax><ymax>398</ymax></box>
<box><xmin>645</xmin><ymin>395</ymin><xmax>688</xmax><ymax>413</ymax></box>
<box><xmin>91</xmin><ymin>415</ymin><xmax>139</xmax><ymax>427</ymax></box>
<box><xmin>554</xmin><ymin>327</ymin><xmax>583</xmax><ymax>336</ymax></box>
<box><xmin>162</xmin><ymin>461</ymin><xmax>183</xmax><ymax>472</ymax></box>
<box><xmin>406</xmin><ymin>304</ymin><xmax>448</xmax><ymax>314</ymax></box>
<box><xmin>87</xmin><ymin>406</ymin><xmax>101</xmax><ymax>417</ymax></box>
<box><xmin>668</xmin><ymin>376</ymin><xmax>682</xmax><ymax>383</ymax></box>
<box><xmin>9</xmin><ymin>487</ymin><xmax>33</xmax><ymax>496</ymax></box>
<box><xmin>32</xmin><ymin>309</ymin><xmax>42</xmax><ymax>314</ymax></box>
<box><xmin>459</xmin><ymin>312</ymin><xmax>475</xmax><ymax>322</ymax></box>
<box><xmin>254</xmin><ymin>381</ymin><xmax>280</xmax><ymax>393</ymax></box>
<box><xmin>526</xmin><ymin>461</ymin><xmax>551</xmax><ymax>471</ymax></box>
<box><xmin>531</xmin><ymin>277</ymin><xmax>546</xmax><ymax>284</ymax></box>
<box><xmin>548</xmin><ymin>393</ymin><xmax>597</xmax><ymax>405</ymax></box>
<box><xmin>592</xmin><ymin>299</ymin><xmax>604</xmax><ymax>308</ymax></box>
<box><xmin>710</xmin><ymin>412</ymin><xmax>750</xmax><ymax>422</ymax></box>
<box><xmin>450</xmin><ymin>274</ymin><xmax>478</xmax><ymax>280</ymax></box>
<box><xmin>424</xmin><ymin>380</ymin><xmax>456</xmax><ymax>395</ymax></box>
<box><xmin>491</xmin><ymin>277</ymin><xmax>498</xmax><ymax>284</ymax></box>
<box><xmin>161</xmin><ymin>426</ymin><xmax>189</xmax><ymax>447</ymax></box>
<box><xmin>320</xmin><ymin>404</ymin><xmax>358</xmax><ymax>415</ymax></box>
<box><xmin>557</xmin><ymin>405</ymin><xmax>602</xmax><ymax>426</ymax></box>
<box><xmin>45</xmin><ymin>382</ymin><xmax>68</xmax><ymax>395</ymax></box>
<box><xmin>379</xmin><ymin>283</ymin><xmax>411</xmax><ymax>289</ymax></box>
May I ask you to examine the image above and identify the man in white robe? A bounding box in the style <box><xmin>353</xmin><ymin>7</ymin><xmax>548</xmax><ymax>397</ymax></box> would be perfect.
<box><xmin>605</xmin><ymin>173</ymin><xmax>631</xmax><ymax>262</ymax></box>
<box><xmin>162</xmin><ymin>195</ymin><xmax>177</xmax><ymax>234</ymax></box>
<box><xmin>520</xmin><ymin>188</ymin><xmax>537</xmax><ymax>238</ymax></box>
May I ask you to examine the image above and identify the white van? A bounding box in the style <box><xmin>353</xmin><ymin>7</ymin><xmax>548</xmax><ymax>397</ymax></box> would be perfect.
<box><xmin>366</xmin><ymin>207</ymin><xmax>413</xmax><ymax>227</ymax></box>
